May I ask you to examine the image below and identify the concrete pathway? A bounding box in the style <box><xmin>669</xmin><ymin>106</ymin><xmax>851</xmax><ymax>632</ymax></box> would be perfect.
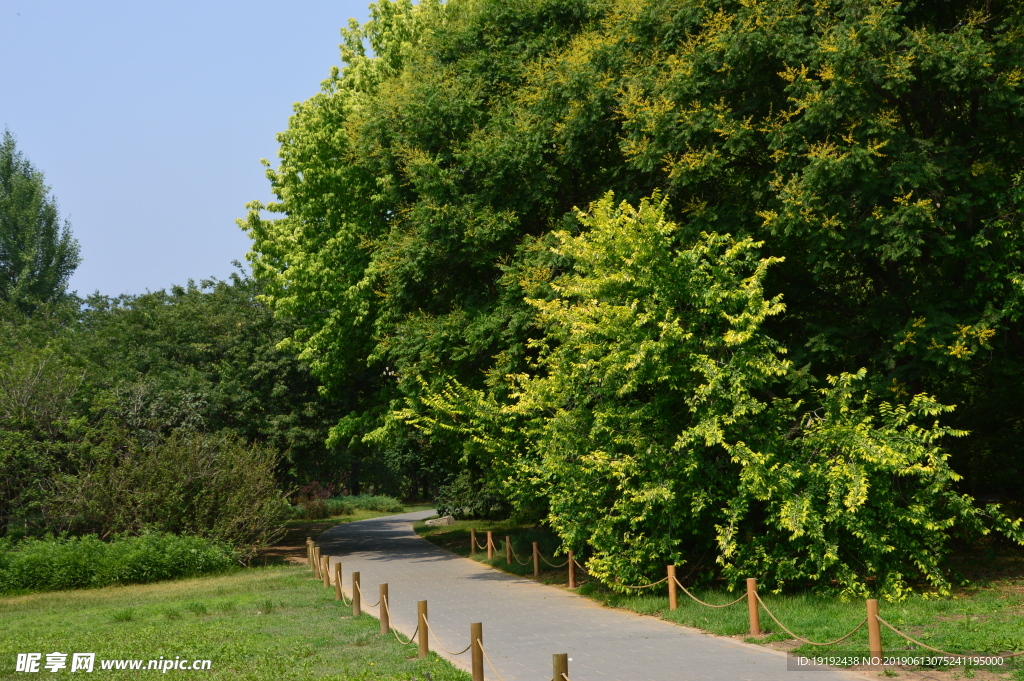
<box><xmin>318</xmin><ymin>511</ymin><xmax>859</xmax><ymax>681</ymax></box>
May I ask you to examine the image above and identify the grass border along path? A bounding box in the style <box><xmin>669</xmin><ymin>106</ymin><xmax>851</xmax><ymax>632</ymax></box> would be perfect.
<box><xmin>1</xmin><ymin>560</ymin><xmax>468</xmax><ymax>680</ymax></box>
<box><xmin>415</xmin><ymin>518</ymin><xmax>1024</xmax><ymax>678</ymax></box>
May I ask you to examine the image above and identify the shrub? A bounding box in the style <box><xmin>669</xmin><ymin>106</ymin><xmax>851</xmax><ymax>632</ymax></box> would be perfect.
<box><xmin>0</xmin><ymin>532</ymin><xmax>236</xmax><ymax>594</ymax></box>
<box><xmin>343</xmin><ymin>494</ymin><xmax>403</xmax><ymax>513</ymax></box>
<box><xmin>325</xmin><ymin>498</ymin><xmax>355</xmax><ymax>516</ymax></box>
<box><xmin>303</xmin><ymin>498</ymin><xmax>330</xmax><ymax>520</ymax></box>
<box><xmin>288</xmin><ymin>494</ymin><xmax>402</xmax><ymax>519</ymax></box>
<box><xmin>50</xmin><ymin>431</ymin><xmax>288</xmax><ymax>559</ymax></box>
<box><xmin>435</xmin><ymin>472</ymin><xmax>508</xmax><ymax>520</ymax></box>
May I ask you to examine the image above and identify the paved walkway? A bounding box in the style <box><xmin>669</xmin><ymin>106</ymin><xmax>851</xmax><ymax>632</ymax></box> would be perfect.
<box><xmin>318</xmin><ymin>511</ymin><xmax>859</xmax><ymax>681</ymax></box>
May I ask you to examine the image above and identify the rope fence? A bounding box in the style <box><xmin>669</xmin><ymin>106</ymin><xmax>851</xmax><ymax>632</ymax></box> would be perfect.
<box><xmin>422</xmin><ymin>617</ymin><xmax>473</xmax><ymax>656</ymax></box>
<box><xmin>478</xmin><ymin>639</ymin><xmax>507</xmax><ymax>681</ymax></box>
<box><xmin>308</xmin><ymin>534</ymin><xmax>1022</xmax><ymax>679</ymax></box>
<box><xmin>675</xmin><ymin>576</ymin><xmax>746</xmax><ymax>609</ymax></box>
<box><xmin>355</xmin><ymin>580</ymin><xmax>380</xmax><ymax>607</ymax></box>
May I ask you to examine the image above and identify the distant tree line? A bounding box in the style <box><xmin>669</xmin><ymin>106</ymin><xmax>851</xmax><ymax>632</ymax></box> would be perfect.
<box><xmin>0</xmin><ymin>131</ymin><xmax>409</xmax><ymax>555</ymax></box>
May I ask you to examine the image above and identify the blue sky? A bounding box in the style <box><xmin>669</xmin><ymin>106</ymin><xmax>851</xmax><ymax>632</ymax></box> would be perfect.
<box><xmin>0</xmin><ymin>0</ymin><xmax>372</xmax><ymax>296</ymax></box>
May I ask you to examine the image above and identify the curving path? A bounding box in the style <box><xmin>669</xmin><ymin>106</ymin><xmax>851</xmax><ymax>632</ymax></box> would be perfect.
<box><xmin>317</xmin><ymin>511</ymin><xmax>860</xmax><ymax>681</ymax></box>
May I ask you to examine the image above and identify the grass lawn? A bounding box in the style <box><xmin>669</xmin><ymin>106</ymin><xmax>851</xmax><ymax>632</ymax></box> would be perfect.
<box><xmin>0</xmin><ymin>563</ymin><xmax>467</xmax><ymax>680</ymax></box>
<box><xmin>416</xmin><ymin>518</ymin><xmax>1024</xmax><ymax>678</ymax></box>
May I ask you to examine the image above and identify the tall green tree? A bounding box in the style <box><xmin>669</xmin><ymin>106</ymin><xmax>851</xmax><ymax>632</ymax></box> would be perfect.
<box><xmin>246</xmin><ymin>0</ymin><xmax>1024</xmax><ymax>590</ymax></box>
<box><xmin>0</xmin><ymin>130</ymin><xmax>80</xmax><ymax>309</ymax></box>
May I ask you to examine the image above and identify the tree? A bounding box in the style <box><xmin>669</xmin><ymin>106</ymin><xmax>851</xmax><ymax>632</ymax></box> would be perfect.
<box><xmin>246</xmin><ymin>0</ymin><xmax>1024</xmax><ymax>591</ymax></box>
<box><xmin>414</xmin><ymin>194</ymin><xmax>1020</xmax><ymax>597</ymax></box>
<box><xmin>0</xmin><ymin>130</ymin><xmax>80</xmax><ymax>310</ymax></box>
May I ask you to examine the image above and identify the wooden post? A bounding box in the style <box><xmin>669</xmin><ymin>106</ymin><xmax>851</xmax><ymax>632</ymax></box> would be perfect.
<box><xmin>487</xmin><ymin>531</ymin><xmax>494</xmax><ymax>560</ymax></box>
<box><xmin>306</xmin><ymin>538</ymin><xmax>313</xmax><ymax>570</ymax></box>
<box><xmin>313</xmin><ymin>546</ymin><xmax>322</xmax><ymax>579</ymax></box>
<box><xmin>668</xmin><ymin>565</ymin><xmax>678</xmax><ymax>611</ymax></box>
<box><xmin>506</xmin><ymin>536</ymin><xmax>512</xmax><ymax>565</ymax></box>
<box><xmin>322</xmin><ymin>556</ymin><xmax>331</xmax><ymax>587</ymax></box>
<box><xmin>471</xmin><ymin>622</ymin><xmax>483</xmax><ymax>681</ymax></box>
<box><xmin>552</xmin><ymin>653</ymin><xmax>568</xmax><ymax>681</ymax></box>
<box><xmin>568</xmin><ymin>550</ymin><xmax>576</xmax><ymax>588</ymax></box>
<box><xmin>471</xmin><ymin>528</ymin><xmax>476</xmax><ymax>555</ymax></box>
<box><xmin>533</xmin><ymin>541</ymin><xmax>539</xmax><ymax>577</ymax></box>
<box><xmin>334</xmin><ymin>562</ymin><xmax>343</xmax><ymax>601</ymax></box>
<box><xmin>379</xmin><ymin>584</ymin><xmax>390</xmax><ymax>635</ymax></box>
<box><xmin>352</xmin><ymin>571</ymin><xmax>361</xmax><ymax>617</ymax></box>
<box><xmin>747</xmin><ymin>578</ymin><xmax>761</xmax><ymax>636</ymax></box>
<box><xmin>867</xmin><ymin>599</ymin><xmax>882</xmax><ymax>660</ymax></box>
<box><xmin>418</xmin><ymin>600</ymin><xmax>428</xmax><ymax>659</ymax></box>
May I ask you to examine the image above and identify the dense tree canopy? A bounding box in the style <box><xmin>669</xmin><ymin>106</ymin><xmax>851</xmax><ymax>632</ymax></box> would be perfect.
<box><xmin>245</xmin><ymin>0</ymin><xmax>1024</xmax><ymax>594</ymax></box>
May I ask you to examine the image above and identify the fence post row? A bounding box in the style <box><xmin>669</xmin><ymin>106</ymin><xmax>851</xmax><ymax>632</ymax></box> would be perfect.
<box><xmin>380</xmin><ymin>584</ymin><xmax>390</xmax><ymax>635</ymax></box>
<box><xmin>867</xmin><ymin>598</ymin><xmax>882</xmax><ymax>659</ymax></box>
<box><xmin>318</xmin><ymin>553</ymin><xmax>902</xmax><ymax>672</ymax></box>
<box><xmin>552</xmin><ymin>653</ymin><xmax>569</xmax><ymax>681</ymax></box>
<box><xmin>487</xmin><ymin>531</ymin><xmax>494</xmax><ymax>560</ymax></box>
<box><xmin>747</xmin><ymin>578</ymin><xmax>760</xmax><ymax>636</ymax></box>
<box><xmin>352</xmin><ymin>572</ymin><xmax>361</xmax><ymax>616</ymax></box>
<box><xmin>470</xmin><ymin>528</ymin><xmax>476</xmax><ymax>556</ymax></box>
<box><xmin>418</xmin><ymin>600</ymin><xmax>429</xmax><ymax>659</ymax></box>
<box><xmin>471</xmin><ymin>622</ymin><xmax>483</xmax><ymax>681</ymax></box>
<box><xmin>311</xmin><ymin>557</ymin><xmax>897</xmax><ymax>675</ymax></box>
<box><xmin>667</xmin><ymin>565</ymin><xmax>677</xmax><ymax>611</ymax></box>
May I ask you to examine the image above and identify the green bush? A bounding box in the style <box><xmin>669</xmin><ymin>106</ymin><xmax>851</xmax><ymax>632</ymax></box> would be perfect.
<box><xmin>302</xmin><ymin>498</ymin><xmax>330</xmax><ymax>520</ymax></box>
<box><xmin>50</xmin><ymin>430</ymin><xmax>288</xmax><ymax>558</ymax></box>
<box><xmin>434</xmin><ymin>472</ymin><xmax>509</xmax><ymax>520</ymax></box>
<box><xmin>0</xmin><ymin>533</ymin><xmax>236</xmax><ymax>594</ymax></box>
<box><xmin>325</xmin><ymin>498</ymin><xmax>355</xmax><ymax>516</ymax></box>
<box><xmin>288</xmin><ymin>494</ymin><xmax>402</xmax><ymax>519</ymax></box>
<box><xmin>343</xmin><ymin>494</ymin><xmax>403</xmax><ymax>513</ymax></box>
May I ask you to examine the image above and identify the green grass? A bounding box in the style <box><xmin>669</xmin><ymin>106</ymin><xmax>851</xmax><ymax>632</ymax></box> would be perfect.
<box><xmin>0</xmin><ymin>564</ymin><xmax>469</xmax><ymax>680</ymax></box>
<box><xmin>415</xmin><ymin>519</ymin><xmax>1024</xmax><ymax>675</ymax></box>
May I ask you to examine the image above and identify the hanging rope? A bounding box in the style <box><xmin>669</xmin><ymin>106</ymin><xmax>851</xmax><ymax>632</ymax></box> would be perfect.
<box><xmin>421</xmin><ymin>617</ymin><xmax>472</xmax><ymax>655</ymax></box>
<box><xmin>618</xmin><ymin>576</ymin><xmax>669</xmax><ymax>590</ymax></box>
<box><xmin>380</xmin><ymin>596</ymin><xmax>418</xmax><ymax>646</ymax></box>
<box><xmin>675</xmin><ymin>576</ymin><xmax>747</xmax><ymax>609</ymax></box>
<box><xmin>877</xmin><ymin>616</ymin><xmax>1024</xmax><ymax>658</ymax></box>
<box><xmin>506</xmin><ymin>543</ymin><xmax>533</xmax><ymax>565</ymax></box>
<box><xmin>540</xmin><ymin>553</ymin><xmax>570</xmax><ymax>568</ymax></box>
<box><xmin>477</xmin><ymin>639</ymin><xmax>507</xmax><ymax>681</ymax></box>
<box><xmin>354</xmin><ymin>581</ymin><xmax>380</xmax><ymax>607</ymax></box>
<box><xmin>336</xmin><ymin>583</ymin><xmax>351</xmax><ymax>606</ymax></box>
<box><xmin>755</xmin><ymin>593</ymin><xmax>866</xmax><ymax>646</ymax></box>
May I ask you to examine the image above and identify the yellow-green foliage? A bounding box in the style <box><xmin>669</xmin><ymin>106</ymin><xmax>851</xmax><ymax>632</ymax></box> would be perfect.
<box><xmin>416</xmin><ymin>194</ymin><xmax>1023</xmax><ymax>598</ymax></box>
<box><xmin>245</xmin><ymin>0</ymin><xmax>1024</xmax><ymax>596</ymax></box>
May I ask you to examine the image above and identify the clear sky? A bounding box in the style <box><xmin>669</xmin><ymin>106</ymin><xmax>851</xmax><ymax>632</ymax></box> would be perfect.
<box><xmin>0</xmin><ymin>0</ymin><xmax>372</xmax><ymax>297</ymax></box>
